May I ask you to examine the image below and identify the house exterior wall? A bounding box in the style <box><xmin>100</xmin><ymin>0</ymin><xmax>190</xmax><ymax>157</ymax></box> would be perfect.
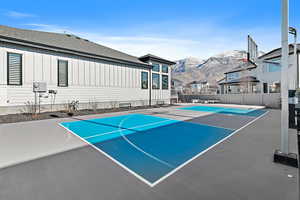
<box><xmin>0</xmin><ymin>43</ymin><xmax>170</xmax><ymax>114</ymax></box>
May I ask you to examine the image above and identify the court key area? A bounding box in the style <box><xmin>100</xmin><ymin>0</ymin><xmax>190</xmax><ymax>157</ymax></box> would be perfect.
<box><xmin>60</xmin><ymin>106</ymin><xmax>267</xmax><ymax>187</ymax></box>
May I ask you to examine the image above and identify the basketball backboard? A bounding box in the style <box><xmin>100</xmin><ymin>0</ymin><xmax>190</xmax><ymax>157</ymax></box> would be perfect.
<box><xmin>247</xmin><ymin>35</ymin><xmax>258</xmax><ymax>63</ymax></box>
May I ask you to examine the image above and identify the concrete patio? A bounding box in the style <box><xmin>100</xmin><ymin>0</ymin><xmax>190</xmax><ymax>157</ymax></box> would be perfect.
<box><xmin>0</xmin><ymin>106</ymin><xmax>298</xmax><ymax>200</ymax></box>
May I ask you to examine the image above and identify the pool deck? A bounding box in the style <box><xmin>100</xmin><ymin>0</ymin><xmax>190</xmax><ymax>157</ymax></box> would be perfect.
<box><xmin>0</xmin><ymin>104</ymin><xmax>298</xmax><ymax>200</ymax></box>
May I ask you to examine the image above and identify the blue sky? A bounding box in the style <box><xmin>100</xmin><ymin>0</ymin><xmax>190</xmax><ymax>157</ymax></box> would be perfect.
<box><xmin>0</xmin><ymin>0</ymin><xmax>299</xmax><ymax>60</ymax></box>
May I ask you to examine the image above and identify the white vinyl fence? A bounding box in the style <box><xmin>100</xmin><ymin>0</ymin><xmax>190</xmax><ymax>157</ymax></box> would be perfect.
<box><xmin>179</xmin><ymin>93</ymin><xmax>281</xmax><ymax>108</ymax></box>
<box><xmin>218</xmin><ymin>93</ymin><xmax>280</xmax><ymax>108</ymax></box>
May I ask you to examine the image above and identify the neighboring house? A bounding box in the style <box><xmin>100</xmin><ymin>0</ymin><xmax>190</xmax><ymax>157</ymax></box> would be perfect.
<box><xmin>0</xmin><ymin>25</ymin><xmax>175</xmax><ymax>114</ymax></box>
<box><xmin>217</xmin><ymin>77</ymin><xmax>226</xmax><ymax>94</ymax></box>
<box><xmin>219</xmin><ymin>44</ymin><xmax>300</xmax><ymax>94</ymax></box>
<box><xmin>188</xmin><ymin>80</ymin><xmax>209</xmax><ymax>93</ymax></box>
<box><xmin>186</xmin><ymin>80</ymin><xmax>217</xmax><ymax>94</ymax></box>
<box><xmin>170</xmin><ymin>78</ymin><xmax>183</xmax><ymax>103</ymax></box>
<box><xmin>171</xmin><ymin>78</ymin><xmax>184</xmax><ymax>93</ymax></box>
<box><xmin>219</xmin><ymin>62</ymin><xmax>259</xmax><ymax>94</ymax></box>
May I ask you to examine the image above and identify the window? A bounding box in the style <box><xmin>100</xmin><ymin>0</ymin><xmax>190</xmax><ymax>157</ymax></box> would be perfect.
<box><xmin>252</xmin><ymin>84</ymin><xmax>261</xmax><ymax>93</ymax></box>
<box><xmin>141</xmin><ymin>71</ymin><xmax>148</xmax><ymax>89</ymax></box>
<box><xmin>269</xmin><ymin>63</ymin><xmax>281</xmax><ymax>72</ymax></box>
<box><xmin>152</xmin><ymin>63</ymin><xmax>160</xmax><ymax>72</ymax></box>
<box><xmin>58</xmin><ymin>60</ymin><xmax>68</xmax><ymax>87</ymax></box>
<box><xmin>263</xmin><ymin>59</ymin><xmax>281</xmax><ymax>73</ymax></box>
<box><xmin>162</xmin><ymin>75</ymin><xmax>169</xmax><ymax>90</ymax></box>
<box><xmin>263</xmin><ymin>83</ymin><xmax>268</xmax><ymax>93</ymax></box>
<box><xmin>7</xmin><ymin>52</ymin><xmax>22</xmax><ymax>85</ymax></box>
<box><xmin>263</xmin><ymin>62</ymin><xmax>281</xmax><ymax>73</ymax></box>
<box><xmin>269</xmin><ymin>82</ymin><xmax>281</xmax><ymax>93</ymax></box>
<box><xmin>152</xmin><ymin>73</ymin><xmax>160</xmax><ymax>89</ymax></box>
<box><xmin>162</xmin><ymin>65</ymin><xmax>169</xmax><ymax>73</ymax></box>
<box><xmin>227</xmin><ymin>72</ymin><xmax>239</xmax><ymax>81</ymax></box>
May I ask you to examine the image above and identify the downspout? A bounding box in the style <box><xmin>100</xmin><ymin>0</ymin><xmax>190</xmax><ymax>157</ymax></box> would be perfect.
<box><xmin>149</xmin><ymin>65</ymin><xmax>152</xmax><ymax>107</ymax></box>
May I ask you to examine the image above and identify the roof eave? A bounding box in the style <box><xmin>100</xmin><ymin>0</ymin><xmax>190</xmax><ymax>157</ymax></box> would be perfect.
<box><xmin>139</xmin><ymin>55</ymin><xmax>176</xmax><ymax>65</ymax></box>
<box><xmin>150</xmin><ymin>58</ymin><xmax>176</xmax><ymax>65</ymax></box>
<box><xmin>0</xmin><ymin>35</ymin><xmax>151</xmax><ymax>68</ymax></box>
<box><xmin>259</xmin><ymin>44</ymin><xmax>300</xmax><ymax>60</ymax></box>
<box><xmin>224</xmin><ymin>65</ymin><xmax>256</xmax><ymax>74</ymax></box>
<box><xmin>263</xmin><ymin>51</ymin><xmax>300</xmax><ymax>61</ymax></box>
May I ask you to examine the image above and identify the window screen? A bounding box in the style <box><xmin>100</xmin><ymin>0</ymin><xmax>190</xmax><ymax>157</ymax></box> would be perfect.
<box><xmin>7</xmin><ymin>53</ymin><xmax>22</xmax><ymax>85</ymax></box>
<box><xmin>58</xmin><ymin>60</ymin><xmax>68</xmax><ymax>87</ymax></box>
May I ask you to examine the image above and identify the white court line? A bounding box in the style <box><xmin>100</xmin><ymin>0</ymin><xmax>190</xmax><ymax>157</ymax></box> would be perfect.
<box><xmin>83</xmin><ymin>119</ymin><xmax>175</xmax><ymax>139</ymax></box>
<box><xmin>150</xmin><ymin>110</ymin><xmax>269</xmax><ymax>187</ymax></box>
<box><xmin>83</xmin><ymin>118</ymin><xmax>235</xmax><ymax>140</ymax></box>
<box><xmin>116</xmin><ymin>115</ymin><xmax>175</xmax><ymax>168</ymax></box>
<box><xmin>58</xmin><ymin>123</ymin><xmax>156</xmax><ymax>187</ymax></box>
<box><xmin>162</xmin><ymin>115</ymin><xmax>236</xmax><ymax>131</ymax></box>
<box><xmin>136</xmin><ymin>112</ymin><xmax>236</xmax><ymax>131</ymax></box>
<box><xmin>219</xmin><ymin>107</ymin><xmax>261</xmax><ymax>118</ymax></box>
<box><xmin>179</xmin><ymin>106</ymin><xmax>262</xmax><ymax>118</ymax></box>
<box><xmin>59</xmin><ymin>110</ymin><xmax>269</xmax><ymax>187</ymax></box>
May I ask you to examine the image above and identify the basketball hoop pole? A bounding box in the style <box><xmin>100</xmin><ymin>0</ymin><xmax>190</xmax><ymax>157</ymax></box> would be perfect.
<box><xmin>273</xmin><ymin>0</ymin><xmax>298</xmax><ymax>168</ymax></box>
<box><xmin>281</xmin><ymin>0</ymin><xmax>289</xmax><ymax>155</ymax></box>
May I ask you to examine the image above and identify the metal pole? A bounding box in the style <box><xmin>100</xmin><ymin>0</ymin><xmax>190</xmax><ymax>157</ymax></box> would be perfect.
<box><xmin>281</xmin><ymin>0</ymin><xmax>289</xmax><ymax>154</ymax></box>
<box><xmin>294</xmin><ymin>32</ymin><xmax>298</xmax><ymax>88</ymax></box>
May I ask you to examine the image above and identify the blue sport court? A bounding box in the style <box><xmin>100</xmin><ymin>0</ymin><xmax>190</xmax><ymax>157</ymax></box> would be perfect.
<box><xmin>180</xmin><ymin>105</ymin><xmax>266</xmax><ymax>117</ymax></box>
<box><xmin>60</xmin><ymin>107</ymin><xmax>267</xmax><ymax>186</ymax></box>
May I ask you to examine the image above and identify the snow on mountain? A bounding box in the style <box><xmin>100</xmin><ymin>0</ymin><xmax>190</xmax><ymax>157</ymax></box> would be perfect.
<box><xmin>171</xmin><ymin>50</ymin><xmax>249</xmax><ymax>85</ymax></box>
<box><xmin>214</xmin><ymin>50</ymin><xmax>247</xmax><ymax>58</ymax></box>
<box><xmin>172</xmin><ymin>57</ymin><xmax>205</xmax><ymax>73</ymax></box>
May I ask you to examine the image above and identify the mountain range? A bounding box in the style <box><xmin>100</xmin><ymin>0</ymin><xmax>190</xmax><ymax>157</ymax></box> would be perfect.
<box><xmin>171</xmin><ymin>50</ymin><xmax>256</xmax><ymax>85</ymax></box>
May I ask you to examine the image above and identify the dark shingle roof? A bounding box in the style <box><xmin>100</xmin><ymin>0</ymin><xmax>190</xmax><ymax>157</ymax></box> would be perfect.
<box><xmin>0</xmin><ymin>25</ymin><xmax>149</xmax><ymax>67</ymax></box>
<box><xmin>219</xmin><ymin>76</ymin><xmax>259</xmax><ymax>85</ymax></box>
<box><xmin>139</xmin><ymin>54</ymin><xmax>176</xmax><ymax>65</ymax></box>
<box><xmin>188</xmin><ymin>80</ymin><xmax>207</xmax><ymax>84</ymax></box>
<box><xmin>259</xmin><ymin>44</ymin><xmax>300</xmax><ymax>60</ymax></box>
<box><xmin>224</xmin><ymin>62</ymin><xmax>256</xmax><ymax>74</ymax></box>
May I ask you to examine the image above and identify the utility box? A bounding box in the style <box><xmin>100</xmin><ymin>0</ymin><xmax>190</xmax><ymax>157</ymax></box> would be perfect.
<box><xmin>33</xmin><ymin>82</ymin><xmax>47</xmax><ymax>93</ymax></box>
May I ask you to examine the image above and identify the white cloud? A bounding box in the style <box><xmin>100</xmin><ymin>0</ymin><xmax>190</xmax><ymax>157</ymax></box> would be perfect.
<box><xmin>5</xmin><ymin>11</ymin><xmax>36</xmax><ymax>18</ymax></box>
<box><xmin>83</xmin><ymin>35</ymin><xmax>203</xmax><ymax>60</ymax></box>
<box><xmin>85</xmin><ymin>31</ymin><xmax>279</xmax><ymax>60</ymax></box>
<box><xmin>23</xmin><ymin>23</ymin><xmax>281</xmax><ymax>60</ymax></box>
